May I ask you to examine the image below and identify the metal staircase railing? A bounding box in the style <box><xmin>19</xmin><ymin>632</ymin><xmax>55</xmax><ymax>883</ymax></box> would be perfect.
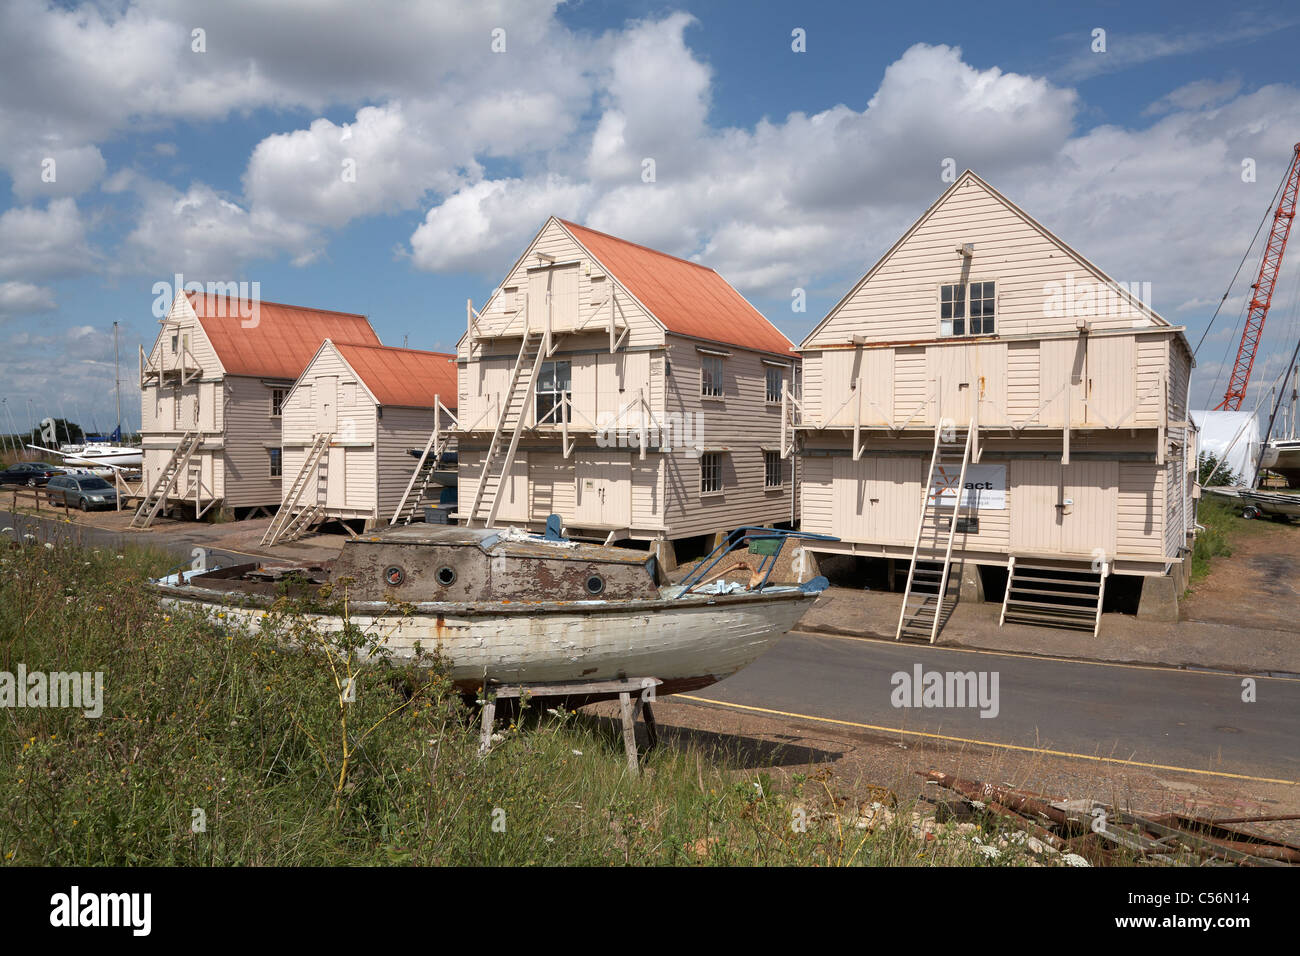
<box><xmin>896</xmin><ymin>418</ymin><xmax>974</xmax><ymax>642</ymax></box>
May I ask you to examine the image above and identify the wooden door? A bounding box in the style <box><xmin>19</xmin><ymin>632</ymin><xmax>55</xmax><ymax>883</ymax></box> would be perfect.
<box><xmin>1010</xmin><ymin>460</ymin><xmax>1062</xmax><ymax>553</ymax></box>
<box><xmin>316</xmin><ymin>376</ymin><xmax>338</xmax><ymax>432</ymax></box>
<box><xmin>199</xmin><ymin>382</ymin><xmax>216</xmax><ymax>431</ymax></box>
<box><xmin>832</xmin><ymin>456</ymin><xmax>874</xmax><ymax>540</ymax></box>
<box><xmin>930</xmin><ymin>345</ymin><xmax>973</xmax><ymax>426</ymax></box>
<box><xmin>831</xmin><ymin>455</ymin><xmax>922</xmax><ymax>543</ymax></box>
<box><xmin>1085</xmin><ymin>336</ymin><xmax>1136</xmax><ymax>427</ymax></box>
<box><xmin>325</xmin><ymin>446</ymin><xmax>347</xmax><ymax>509</ymax></box>
<box><xmin>575</xmin><ymin>453</ymin><xmax>631</xmax><ymax>526</ymax></box>
<box><xmin>1060</xmin><ymin>461</ymin><xmax>1117</xmax><ymax>556</ymax></box>
<box><xmin>496</xmin><ymin>452</ymin><xmax>529</xmax><ymax>522</ymax></box>
<box><xmin>1039</xmin><ymin>338</ymin><xmax>1088</xmax><ymax>426</ymax></box>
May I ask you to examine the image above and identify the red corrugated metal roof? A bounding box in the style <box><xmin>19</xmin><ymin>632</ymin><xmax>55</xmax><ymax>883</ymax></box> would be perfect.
<box><xmin>559</xmin><ymin>220</ymin><xmax>795</xmax><ymax>358</ymax></box>
<box><xmin>186</xmin><ymin>291</ymin><xmax>380</xmax><ymax>379</ymax></box>
<box><xmin>334</xmin><ymin>342</ymin><xmax>459</xmax><ymax>410</ymax></box>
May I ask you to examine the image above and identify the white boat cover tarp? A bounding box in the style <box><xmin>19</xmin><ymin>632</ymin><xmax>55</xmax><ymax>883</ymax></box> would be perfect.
<box><xmin>1190</xmin><ymin>410</ymin><xmax>1259</xmax><ymax>483</ymax></box>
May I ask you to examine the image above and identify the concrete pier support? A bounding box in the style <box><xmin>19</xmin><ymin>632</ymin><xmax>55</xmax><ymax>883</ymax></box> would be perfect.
<box><xmin>1137</xmin><ymin>573</ymin><xmax>1180</xmax><ymax>622</ymax></box>
<box><xmin>650</xmin><ymin>537</ymin><xmax>677</xmax><ymax>574</ymax></box>
<box><xmin>958</xmin><ymin>561</ymin><xmax>984</xmax><ymax>602</ymax></box>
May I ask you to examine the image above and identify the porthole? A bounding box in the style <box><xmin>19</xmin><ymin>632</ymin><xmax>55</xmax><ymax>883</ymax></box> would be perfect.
<box><xmin>436</xmin><ymin>566</ymin><xmax>457</xmax><ymax>586</ymax></box>
<box><xmin>585</xmin><ymin>575</ymin><xmax>606</xmax><ymax>596</ymax></box>
<box><xmin>383</xmin><ymin>566</ymin><xmax>405</xmax><ymax>587</ymax></box>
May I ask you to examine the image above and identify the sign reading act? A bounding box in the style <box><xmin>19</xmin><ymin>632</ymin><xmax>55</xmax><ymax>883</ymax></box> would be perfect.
<box><xmin>929</xmin><ymin>463</ymin><xmax>1006</xmax><ymax>510</ymax></box>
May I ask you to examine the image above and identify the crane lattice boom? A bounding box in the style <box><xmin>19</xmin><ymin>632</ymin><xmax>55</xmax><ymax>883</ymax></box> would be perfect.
<box><xmin>1217</xmin><ymin>143</ymin><xmax>1300</xmax><ymax>411</ymax></box>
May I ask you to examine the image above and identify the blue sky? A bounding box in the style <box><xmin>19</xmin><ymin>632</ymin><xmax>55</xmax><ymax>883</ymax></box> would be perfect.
<box><xmin>1</xmin><ymin>0</ymin><xmax>1298</xmax><ymax>434</ymax></box>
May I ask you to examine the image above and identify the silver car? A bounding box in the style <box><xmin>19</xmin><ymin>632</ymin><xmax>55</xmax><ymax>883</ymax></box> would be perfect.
<box><xmin>45</xmin><ymin>474</ymin><xmax>119</xmax><ymax>511</ymax></box>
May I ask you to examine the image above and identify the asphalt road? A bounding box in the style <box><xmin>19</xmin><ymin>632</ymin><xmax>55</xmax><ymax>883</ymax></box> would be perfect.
<box><xmin>691</xmin><ymin>632</ymin><xmax>1300</xmax><ymax>783</ymax></box>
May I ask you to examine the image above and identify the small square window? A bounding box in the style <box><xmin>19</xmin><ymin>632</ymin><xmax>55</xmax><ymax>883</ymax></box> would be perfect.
<box><xmin>269</xmin><ymin>448</ymin><xmax>282</xmax><ymax>478</ymax></box>
<box><xmin>940</xmin><ymin>282</ymin><xmax>994</xmax><ymax>337</ymax></box>
<box><xmin>700</xmin><ymin>452</ymin><xmax>722</xmax><ymax>494</ymax></box>
<box><xmin>764</xmin><ymin>450</ymin><xmax>782</xmax><ymax>488</ymax></box>
<box><xmin>701</xmin><ymin>356</ymin><xmax>724</xmax><ymax>397</ymax></box>
<box><xmin>765</xmin><ymin>367</ymin><xmax>784</xmax><ymax>404</ymax></box>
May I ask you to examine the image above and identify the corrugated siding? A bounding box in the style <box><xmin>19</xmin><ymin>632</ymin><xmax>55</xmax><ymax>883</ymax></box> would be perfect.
<box><xmin>808</xmin><ymin>175</ymin><xmax>1162</xmax><ymax>347</ymax></box>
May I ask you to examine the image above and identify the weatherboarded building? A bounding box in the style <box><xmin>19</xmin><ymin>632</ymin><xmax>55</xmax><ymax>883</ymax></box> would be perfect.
<box><xmin>262</xmin><ymin>340</ymin><xmax>458</xmax><ymax>543</ymax></box>
<box><xmin>794</xmin><ymin>171</ymin><xmax>1195</xmax><ymax>635</ymax></box>
<box><xmin>136</xmin><ymin>291</ymin><xmax>380</xmax><ymax>525</ymax></box>
<box><xmin>456</xmin><ymin>217</ymin><xmax>798</xmax><ymax>565</ymax></box>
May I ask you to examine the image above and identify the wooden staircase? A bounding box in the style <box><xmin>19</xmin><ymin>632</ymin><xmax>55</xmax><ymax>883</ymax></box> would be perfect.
<box><xmin>130</xmin><ymin>431</ymin><xmax>202</xmax><ymax>529</ymax></box>
<box><xmin>999</xmin><ymin>556</ymin><xmax>1110</xmax><ymax>636</ymax></box>
<box><xmin>391</xmin><ymin>406</ymin><xmax>456</xmax><ymax>526</ymax></box>
<box><xmin>896</xmin><ymin>420</ymin><xmax>974</xmax><ymax>642</ymax></box>
<box><xmin>465</xmin><ymin>329</ymin><xmax>548</xmax><ymax>527</ymax></box>
<box><xmin>260</xmin><ymin>433</ymin><xmax>331</xmax><ymax>547</ymax></box>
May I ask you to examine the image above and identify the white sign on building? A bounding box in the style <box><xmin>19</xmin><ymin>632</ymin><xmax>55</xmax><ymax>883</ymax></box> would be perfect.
<box><xmin>930</xmin><ymin>463</ymin><xmax>1006</xmax><ymax>510</ymax></box>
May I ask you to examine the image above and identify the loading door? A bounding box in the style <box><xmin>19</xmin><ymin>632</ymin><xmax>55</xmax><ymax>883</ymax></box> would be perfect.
<box><xmin>316</xmin><ymin>375</ymin><xmax>338</xmax><ymax>432</ymax></box>
<box><xmin>1010</xmin><ymin>460</ymin><xmax>1118</xmax><ymax>556</ymax></box>
<box><xmin>575</xmin><ymin>453</ymin><xmax>632</xmax><ymax>527</ymax></box>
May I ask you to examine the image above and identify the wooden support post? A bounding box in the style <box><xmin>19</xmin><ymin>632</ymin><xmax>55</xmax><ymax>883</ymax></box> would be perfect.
<box><xmin>619</xmin><ymin>690</ymin><xmax>639</xmax><ymax>776</ymax></box>
<box><xmin>477</xmin><ymin>678</ymin><xmax>660</xmax><ymax>774</ymax></box>
<box><xmin>478</xmin><ymin>692</ymin><xmax>497</xmax><ymax>756</ymax></box>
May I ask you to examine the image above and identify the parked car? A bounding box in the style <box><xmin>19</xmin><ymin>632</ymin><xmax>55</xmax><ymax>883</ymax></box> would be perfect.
<box><xmin>0</xmin><ymin>462</ymin><xmax>66</xmax><ymax>487</ymax></box>
<box><xmin>45</xmin><ymin>474</ymin><xmax>119</xmax><ymax>511</ymax></box>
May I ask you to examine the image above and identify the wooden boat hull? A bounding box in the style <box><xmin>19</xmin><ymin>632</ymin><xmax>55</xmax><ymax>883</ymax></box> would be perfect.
<box><xmin>154</xmin><ymin>583</ymin><xmax>820</xmax><ymax>698</ymax></box>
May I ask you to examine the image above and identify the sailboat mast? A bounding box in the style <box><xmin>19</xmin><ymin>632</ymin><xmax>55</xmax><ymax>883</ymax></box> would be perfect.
<box><xmin>113</xmin><ymin>321</ymin><xmax>122</xmax><ymax>437</ymax></box>
<box><xmin>1254</xmin><ymin>338</ymin><xmax>1300</xmax><ymax>487</ymax></box>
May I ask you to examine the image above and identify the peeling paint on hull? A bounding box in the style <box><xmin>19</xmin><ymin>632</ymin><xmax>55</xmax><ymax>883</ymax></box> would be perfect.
<box><xmin>156</xmin><ymin>586</ymin><xmax>819</xmax><ymax>697</ymax></box>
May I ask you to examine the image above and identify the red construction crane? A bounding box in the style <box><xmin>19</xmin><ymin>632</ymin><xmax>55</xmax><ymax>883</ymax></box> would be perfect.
<box><xmin>1217</xmin><ymin>142</ymin><xmax>1300</xmax><ymax>411</ymax></box>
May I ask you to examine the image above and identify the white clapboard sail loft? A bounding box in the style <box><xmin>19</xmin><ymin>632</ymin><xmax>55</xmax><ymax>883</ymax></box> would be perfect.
<box><xmin>794</xmin><ymin>169</ymin><xmax>1196</xmax><ymax>635</ymax></box>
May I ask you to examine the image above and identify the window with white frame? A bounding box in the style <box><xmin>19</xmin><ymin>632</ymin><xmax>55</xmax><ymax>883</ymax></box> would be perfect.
<box><xmin>269</xmin><ymin>448</ymin><xmax>282</xmax><ymax>478</ymax></box>
<box><xmin>700</xmin><ymin>356</ymin><xmax>724</xmax><ymax>397</ymax></box>
<box><xmin>270</xmin><ymin>387</ymin><xmax>287</xmax><ymax>417</ymax></box>
<box><xmin>535</xmin><ymin>360</ymin><xmax>572</xmax><ymax>425</ymax></box>
<box><xmin>700</xmin><ymin>452</ymin><xmax>722</xmax><ymax>494</ymax></box>
<box><xmin>765</xmin><ymin>367</ymin><xmax>784</xmax><ymax>404</ymax></box>
<box><xmin>764</xmin><ymin>450</ymin><xmax>782</xmax><ymax>488</ymax></box>
<box><xmin>940</xmin><ymin>281</ymin><xmax>995</xmax><ymax>337</ymax></box>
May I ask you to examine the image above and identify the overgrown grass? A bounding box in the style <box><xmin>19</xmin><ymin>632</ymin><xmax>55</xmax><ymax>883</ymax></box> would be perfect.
<box><xmin>1190</xmin><ymin>496</ymin><xmax>1237</xmax><ymax>581</ymax></box>
<box><xmin>0</xmin><ymin>540</ymin><xmax>1041</xmax><ymax>866</ymax></box>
